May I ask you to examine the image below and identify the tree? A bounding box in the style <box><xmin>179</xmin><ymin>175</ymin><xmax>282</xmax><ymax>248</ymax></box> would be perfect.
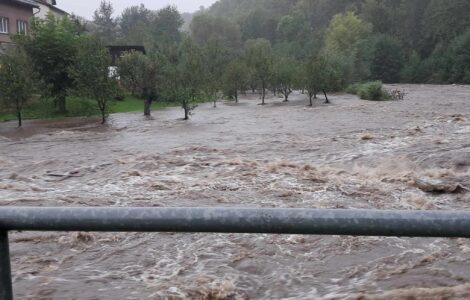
<box><xmin>202</xmin><ymin>40</ymin><xmax>232</xmax><ymax>108</ymax></box>
<box><xmin>141</xmin><ymin>52</ymin><xmax>163</xmax><ymax>117</ymax></box>
<box><xmin>18</xmin><ymin>15</ymin><xmax>80</xmax><ymax>113</ymax></box>
<box><xmin>0</xmin><ymin>48</ymin><xmax>39</xmax><ymax>127</ymax></box>
<box><xmin>152</xmin><ymin>6</ymin><xmax>184</xmax><ymax>44</ymax></box>
<box><xmin>323</xmin><ymin>11</ymin><xmax>373</xmax><ymax>84</ymax></box>
<box><xmin>118</xmin><ymin>51</ymin><xmax>149</xmax><ymax>96</ymax></box>
<box><xmin>304</xmin><ymin>55</ymin><xmax>341</xmax><ymax>105</ymax></box>
<box><xmin>244</xmin><ymin>39</ymin><xmax>273</xmax><ymax>105</ymax></box>
<box><xmin>370</xmin><ymin>34</ymin><xmax>404</xmax><ymax>83</ymax></box>
<box><xmin>118</xmin><ymin>4</ymin><xmax>153</xmax><ymax>45</ymax></box>
<box><xmin>223</xmin><ymin>60</ymin><xmax>249</xmax><ymax>103</ymax></box>
<box><xmin>271</xmin><ymin>56</ymin><xmax>299</xmax><ymax>102</ymax></box>
<box><xmin>70</xmin><ymin>37</ymin><xmax>117</xmax><ymax>124</ymax></box>
<box><xmin>93</xmin><ymin>0</ymin><xmax>117</xmax><ymax>44</ymax></box>
<box><xmin>171</xmin><ymin>37</ymin><xmax>206</xmax><ymax>120</ymax></box>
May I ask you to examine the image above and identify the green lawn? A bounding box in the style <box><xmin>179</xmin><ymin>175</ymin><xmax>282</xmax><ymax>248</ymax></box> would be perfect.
<box><xmin>0</xmin><ymin>96</ymin><xmax>180</xmax><ymax>122</ymax></box>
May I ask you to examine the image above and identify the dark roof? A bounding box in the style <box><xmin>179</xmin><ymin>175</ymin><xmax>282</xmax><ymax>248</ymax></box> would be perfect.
<box><xmin>106</xmin><ymin>46</ymin><xmax>146</xmax><ymax>54</ymax></box>
<box><xmin>13</xmin><ymin>0</ymin><xmax>40</xmax><ymax>8</ymax></box>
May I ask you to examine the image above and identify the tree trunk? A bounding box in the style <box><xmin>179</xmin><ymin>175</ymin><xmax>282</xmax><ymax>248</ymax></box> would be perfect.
<box><xmin>184</xmin><ymin>105</ymin><xmax>189</xmax><ymax>120</ymax></box>
<box><xmin>283</xmin><ymin>89</ymin><xmax>289</xmax><ymax>102</ymax></box>
<box><xmin>235</xmin><ymin>90</ymin><xmax>238</xmax><ymax>103</ymax></box>
<box><xmin>101</xmin><ymin>110</ymin><xmax>106</xmax><ymax>124</ymax></box>
<box><xmin>261</xmin><ymin>87</ymin><xmax>266</xmax><ymax>105</ymax></box>
<box><xmin>323</xmin><ymin>89</ymin><xmax>329</xmax><ymax>104</ymax></box>
<box><xmin>17</xmin><ymin>111</ymin><xmax>22</xmax><ymax>127</ymax></box>
<box><xmin>144</xmin><ymin>98</ymin><xmax>153</xmax><ymax>116</ymax></box>
<box><xmin>57</xmin><ymin>95</ymin><xmax>66</xmax><ymax>113</ymax></box>
<box><xmin>213</xmin><ymin>99</ymin><xmax>217</xmax><ymax>108</ymax></box>
<box><xmin>309</xmin><ymin>95</ymin><xmax>313</xmax><ymax>107</ymax></box>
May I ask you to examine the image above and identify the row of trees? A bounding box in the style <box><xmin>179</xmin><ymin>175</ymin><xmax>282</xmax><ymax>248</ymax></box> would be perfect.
<box><xmin>0</xmin><ymin>16</ymin><xmax>117</xmax><ymax>125</ymax></box>
<box><xmin>1</xmin><ymin>11</ymin><xmax>340</xmax><ymax>127</ymax></box>
<box><xmin>85</xmin><ymin>0</ymin><xmax>469</xmax><ymax>85</ymax></box>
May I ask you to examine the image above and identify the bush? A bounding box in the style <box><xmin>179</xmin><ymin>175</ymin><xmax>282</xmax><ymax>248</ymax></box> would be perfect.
<box><xmin>347</xmin><ymin>81</ymin><xmax>390</xmax><ymax>101</ymax></box>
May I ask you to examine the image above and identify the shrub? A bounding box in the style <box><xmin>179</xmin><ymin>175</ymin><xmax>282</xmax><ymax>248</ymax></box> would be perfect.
<box><xmin>347</xmin><ymin>81</ymin><xmax>390</xmax><ymax>101</ymax></box>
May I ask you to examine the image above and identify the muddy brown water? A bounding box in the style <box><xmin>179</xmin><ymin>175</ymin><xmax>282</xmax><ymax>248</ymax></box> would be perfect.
<box><xmin>1</xmin><ymin>84</ymin><xmax>470</xmax><ymax>299</ymax></box>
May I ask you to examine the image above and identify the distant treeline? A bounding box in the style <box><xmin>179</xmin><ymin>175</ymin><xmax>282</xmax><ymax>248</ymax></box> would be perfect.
<box><xmin>80</xmin><ymin>0</ymin><xmax>470</xmax><ymax>85</ymax></box>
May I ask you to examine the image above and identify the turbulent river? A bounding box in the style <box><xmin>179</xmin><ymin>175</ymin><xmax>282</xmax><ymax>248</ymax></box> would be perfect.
<box><xmin>0</xmin><ymin>84</ymin><xmax>469</xmax><ymax>299</ymax></box>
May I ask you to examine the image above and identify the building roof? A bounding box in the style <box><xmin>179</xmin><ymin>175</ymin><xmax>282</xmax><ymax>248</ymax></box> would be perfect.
<box><xmin>12</xmin><ymin>0</ymin><xmax>40</xmax><ymax>8</ymax></box>
<box><xmin>34</xmin><ymin>0</ymin><xmax>68</xmax><ymax>15</ymax></box>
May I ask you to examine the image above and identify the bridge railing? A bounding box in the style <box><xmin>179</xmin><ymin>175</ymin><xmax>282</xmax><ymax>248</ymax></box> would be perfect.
<box><xmin>1</xmin><ymin>207</ymin><xmax>470</xmax><ymax>300</ymax></box>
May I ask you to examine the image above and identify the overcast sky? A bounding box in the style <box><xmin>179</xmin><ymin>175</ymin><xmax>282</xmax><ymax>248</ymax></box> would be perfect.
<box><xmin>59</xmin><ymin>0</ymin><xmax>219</xmax><ymax>19</ymax></box>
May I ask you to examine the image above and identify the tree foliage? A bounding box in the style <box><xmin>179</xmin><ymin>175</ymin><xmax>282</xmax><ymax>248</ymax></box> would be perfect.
<box><xmin>0</xmin><ymin>48</ymin><xmax>39</xmax><ymax>127</ymax></box>
<box><xmin>69</xmin><ymin>37</ymin><xmax>117</xmax><ymax>124</ymax></box>
<box><xmin>18</xmin><ymin>15</ymin><xmax>80</xmax><ymax>113</ymax></box>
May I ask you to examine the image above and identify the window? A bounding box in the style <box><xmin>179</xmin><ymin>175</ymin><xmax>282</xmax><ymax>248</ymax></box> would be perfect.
<box><xmin>17</xmin><ymin>20</ymin><xmax>27</xmax><ymax>35</ymax></box>
<box><xmin>0</xmin><ymin>17</ymin><xmax>9</xmax><ymax>34</ymax></box>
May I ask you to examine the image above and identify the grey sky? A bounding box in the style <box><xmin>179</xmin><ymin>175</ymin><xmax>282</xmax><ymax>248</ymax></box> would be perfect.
<box><xmin>58</xmin><ymin>0</ymin><xmax>218</xmax><ymax>19</ymax></box>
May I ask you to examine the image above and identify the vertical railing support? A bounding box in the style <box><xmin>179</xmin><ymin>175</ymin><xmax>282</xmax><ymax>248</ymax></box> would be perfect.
<box><xmin>0</xmin><ymin>231</ymin><xmax>13</xmax><ymax>300</ymax></box>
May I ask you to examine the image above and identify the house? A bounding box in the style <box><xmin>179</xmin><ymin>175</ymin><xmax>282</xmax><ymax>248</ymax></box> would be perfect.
<box><xmin>0</xmin><ymin>0</ymin><xmax>38</xmax><ymax>48</ymax></box>
<box><xmin>33</xmin><ymin>0</ymin><xmax>68</xmax><ymax>19</ymax></box>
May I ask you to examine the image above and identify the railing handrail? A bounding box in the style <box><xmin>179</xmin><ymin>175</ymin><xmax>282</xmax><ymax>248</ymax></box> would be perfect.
<box><xmin>1</xmin><ymin>207</ymin><xmax>470</xmax><ymax>299</ymax></box>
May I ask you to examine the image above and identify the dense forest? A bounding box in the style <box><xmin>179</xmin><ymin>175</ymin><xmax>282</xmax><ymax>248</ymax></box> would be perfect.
<box><xmin>86</xmin><ymin>0</ymin><xmax>470</xmax><ymax>85</ymax></box>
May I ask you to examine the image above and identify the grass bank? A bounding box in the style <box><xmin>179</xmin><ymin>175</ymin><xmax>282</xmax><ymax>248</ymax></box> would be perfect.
<box><xmin>0</xmin><ymin>96</ymin><xmax>180</xmax><ymax>122</ymax></box>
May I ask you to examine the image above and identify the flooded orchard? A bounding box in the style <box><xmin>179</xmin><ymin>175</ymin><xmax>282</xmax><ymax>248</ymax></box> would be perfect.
<box><xmin>1</xmin><ymin>84</ymin><xmax>470</xmax><ymax>299</ymax></box>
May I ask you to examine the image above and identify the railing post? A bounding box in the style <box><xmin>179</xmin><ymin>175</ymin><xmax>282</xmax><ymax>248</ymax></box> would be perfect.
<box><xmin>0</xmin><ymin>231</ymin><xmax>13</xmax><ymax>300</ymax></box>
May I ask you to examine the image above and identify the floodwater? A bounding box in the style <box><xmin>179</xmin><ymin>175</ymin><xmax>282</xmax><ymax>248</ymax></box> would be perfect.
<box><xmin>0</xmin><ymin>84</ymin><xmax>469</xmax><ymax>299</ymax></box>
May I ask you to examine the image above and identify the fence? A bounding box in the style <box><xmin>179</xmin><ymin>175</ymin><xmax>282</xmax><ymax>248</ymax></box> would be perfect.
<box><xmin>1</xmin><ymin>207</ymin><xmax>470</xmax><ymax>299</ymax></box>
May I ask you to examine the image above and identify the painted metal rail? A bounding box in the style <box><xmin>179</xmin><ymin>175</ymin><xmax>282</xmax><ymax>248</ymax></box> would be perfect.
<box><xmin>1</xmin><ymin>207</ymin><xmax>470</xmax><ymax>299</ymax></box>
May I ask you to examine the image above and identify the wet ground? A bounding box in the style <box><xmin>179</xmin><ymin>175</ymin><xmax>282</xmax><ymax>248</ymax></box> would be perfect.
<box><xmin>1</xmin><ymin>84</ymin><xmax>470</xmax><ymax>299</ymax></box>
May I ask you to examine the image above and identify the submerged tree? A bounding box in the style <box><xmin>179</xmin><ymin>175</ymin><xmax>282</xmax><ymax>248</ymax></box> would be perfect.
<box><xmin>223</xmin><ymin>59</ymin><xmax>249</xmax><ymax>103</ymax></box>
<box><xmin>304</xmin><ymin>55</ymin><xmax>341</xmax><ymax>105</ymax></box>
<box><xmin>0</xmin><ymin>48</ymin><xmax>39</xmax><ymax>127</ymax></box>
<box><xmin>173</xmin><ymin>37</ymin><xmax>206</xmax><ymax>120</ymax></box>
<box><xmin>271</xmin><ymin>56</ymin><xmax>299</xmax><ymax>102</ymax></box>
<box><xmin>244</xmin><ymin>38</ymin><xmax>273</xmax><ymax>105</ymax></box>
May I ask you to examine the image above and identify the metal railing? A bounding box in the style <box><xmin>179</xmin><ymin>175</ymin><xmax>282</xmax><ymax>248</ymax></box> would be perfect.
<box><xmin>1</xmin><ymin>207</ymin><xmax>470</xmax><ymax>299</ymax></box>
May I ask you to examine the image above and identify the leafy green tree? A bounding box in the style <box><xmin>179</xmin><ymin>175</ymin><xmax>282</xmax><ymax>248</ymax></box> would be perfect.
<box><xmin>141</xmin><ymin>52</ymin><xmax>164</xmax><ymax>117</ymax></box>
<box><xmin>152</xmin><ymin>6</ymin><xmax>184</xmax><ymax>44</ymax></box>
<box><xmin>370</xmin><ymin>34</ymin><xmax>404</xmax><ymax>83</ymax></box>
<box><xmin>223</xmin><ymin>60</ymin><xmax>249</xmax><ymax>103</ymax></box>
<box><xmin>244</xmin><ymin>38</ymin><xmax>273</xmax><ymax>104</ymax></box>
<box><xmin>202</xmin><ymin>40</ymin><xmax>233</xmax><ymax>108</ymax></box>
<box><xmin>271</xmin><ymin>56</ymin><xmax>299</xmax><ymax>102</ymax></box>
<box><xmin>170</xmin><ymin>37</ymin><xmax>206</xmax><ymax>120</ymax></box>
<box><xmin>0</xmin><ymin>48</ymin><xmax>39</xmax><ymax>127</ymax></box>
<box><xmin>118</xmin><ymin>4</ymin><xmax>153</xmax><ymax>45</ymax></box>
<box><xmin>304</xmin><ymin>55</ymin><xmax>341</xmax><ymax>105</ymax></box>
<box><xmin>18</xmin><ymin>15</ymin><xmax>80</xmax><ymax>113</ymax></box>
<box><xmin>323</xmin><ymin>11</ymin><xmax>373</xmax><ymax>85</ymax></box>
<box><xmin>118</xmin><ymin>51</ymin><xmax>149</xmax><ymax>96</ymax></box>
<box><xmin>70</xmin><ymin>37</ymin><xmax>117</xmax><ymax>124</ymax></box>
<box><xmin>93</xmin><ymin>0</ymin><xmax>117</xmax><ymax>44</ymax></box>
